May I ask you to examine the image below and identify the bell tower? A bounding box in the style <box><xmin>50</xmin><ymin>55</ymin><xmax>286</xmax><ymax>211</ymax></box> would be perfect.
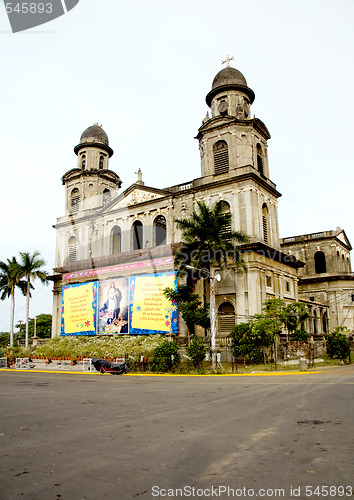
<box><xmin>62</xmin><ymin>124</ymin><xmax>122</xmax><ymax>215</ymax></box>
<box><xmin>196</xmin><ymin>61</ymin><xmax>281</xmax><ymax>247</ymax></box>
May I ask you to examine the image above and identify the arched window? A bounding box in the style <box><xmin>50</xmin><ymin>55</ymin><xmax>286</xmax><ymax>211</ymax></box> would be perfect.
<box><xmin>70</xmin><ymin>188</ymin><xmax>80</xmax><ymax>214</ymax></box>
<box><xmin>99</xmin><ymin>155</ymin><xmax>104</xmax><ymax>169</ymax></box>
<box><xmin>256</xmin><ymin>144</ymin><xmax>264</xmax><ymax>175</ymax></box>
<box><xmin>102</xmin><ymin>189</ymin><xmax>111</xmax><ymax>207</ymax></box>
<box><xmin>111</xmin><ymin>226</ymin><xmax>121</xmax><ymax>254</ymax></box>
<box><xmin>322</xmin><ymin>311</ymin><xmax>328</xmax><ymax>334</ymax></box>
<box><xmin>313</xmin><ymin>310</ymin><xmax>317</xmax><ymax>335</ymax></box>
<box><xmin>315</xmin><ymin>251</ymin><xmax>326</xmax><ymax>274</ymax></box>
<box><xmin>218</xmin><ymin>201</ymin><xmax>232</xmax><ymax>240</ymax></box>
<box><xmin>81</xmin><ymin>154</ymin><xmax>86</xmax><ymax>169</ymax></box>
<box><xmin>218</xmin><ymin>302</ymin><xmax>235</xmax><ymax>335</ymax></box>
<box><xmin>68</xmin><ymin>236</ymin><xmax>77</xmax><ymax>262</ymax></box>
<box><xmin>213</xmin><ymin>140</ymin><xmax>229</xmax><ymax>175</ymax></box>
<box><xmin>154</xmin><ymin>215</ymin><xmax>167</xmax><ymax>246</ymax></box>
<box><xmin>132</xmin><ymin>221</ymin><xmax>143</xmax><ymax>250</ymax></box>
<box><xmin>262</xmin><ymin>203</ymin><xmax>269</xmax><ymax>243</ymax></box>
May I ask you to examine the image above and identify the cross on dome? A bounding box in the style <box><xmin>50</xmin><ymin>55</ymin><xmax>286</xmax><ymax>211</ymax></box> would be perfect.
<box><xmin>222</xmin><ymin>54</ymin><xmax>234</xmax><ymax>67</ymax></box>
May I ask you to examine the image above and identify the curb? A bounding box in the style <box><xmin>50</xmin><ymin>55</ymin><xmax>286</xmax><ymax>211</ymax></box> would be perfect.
<box><xmin>0</xmin><ymin>368</ymin><xmax>323</xmax><ymax>377</ymax></box>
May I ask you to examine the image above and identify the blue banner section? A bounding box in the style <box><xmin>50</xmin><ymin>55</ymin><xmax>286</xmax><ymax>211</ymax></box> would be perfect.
<box><xmin>60</xmin><ymin>272</ymin><xmax>178</xmax><ymax>336</ymax></box>
<box><xmin>129</xmin><ymin>272</ymin><xmax>178</xmax><ymax>335</ymax></box>
<box><xmin>61</xmin><ymin>282</ymin><xmax>97</xmax><ymax>336</ymax></box>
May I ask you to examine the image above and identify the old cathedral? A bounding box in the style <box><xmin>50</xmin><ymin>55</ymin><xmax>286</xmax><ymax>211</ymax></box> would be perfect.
<box><xmin>50</xmin><ymin>64</ymin><xmax>354</xmax><ymax>342</ymax></box>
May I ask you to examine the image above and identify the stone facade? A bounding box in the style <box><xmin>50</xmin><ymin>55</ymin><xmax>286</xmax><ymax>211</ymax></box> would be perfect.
<box><xmin>280</xmin><ymin>229</ymin><xmax>354</xmax><ymax>334</ymax></box>
<box><xmin>50</xmin><ymin>65</ymin><xmax>352</xmax><ymax>340</ymax></box>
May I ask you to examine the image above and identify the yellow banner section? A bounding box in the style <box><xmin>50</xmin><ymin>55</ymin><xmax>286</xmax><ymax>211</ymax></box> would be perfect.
<box><xmin>131</xmin><ymin>275</ymin><xmax>176</xmax><ymax>332</ymax></box>
<box><xmin>63</xmin><ymin>283</ymin><xmax>95</xmax><ymax>334</ymax></box>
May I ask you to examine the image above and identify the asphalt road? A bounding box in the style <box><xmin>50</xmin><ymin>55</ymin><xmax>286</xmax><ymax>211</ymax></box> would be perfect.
<box><xmin>0</xmin><ymin>367</ymin><xmax>353</xmax><ymax>500</ymax></box>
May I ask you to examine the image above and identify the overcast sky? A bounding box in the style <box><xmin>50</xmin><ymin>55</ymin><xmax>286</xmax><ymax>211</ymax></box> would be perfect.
<box><xmin>0</xmin><ymin>0</ymin><xmax>353</xmax><ymax>332</ymax></box>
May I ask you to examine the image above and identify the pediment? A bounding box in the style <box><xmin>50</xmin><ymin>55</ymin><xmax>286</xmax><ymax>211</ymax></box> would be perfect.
<box><xmin>106</xmin><ymin>184</ymin><xmax>168</xmax><ymax>211</ymax></box>
<box><xmin>336</xmin><ymin>229</ymin><xmax>352</xmax><ymax>250</ymax></box>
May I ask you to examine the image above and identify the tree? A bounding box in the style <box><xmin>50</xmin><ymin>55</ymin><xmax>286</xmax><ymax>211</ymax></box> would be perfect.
<box><xmin>16</xmin><ymin>314</ymin><xmax>52</xmax><ymax>339</ymax></box>
<box><xmin>0</xmin><ymin>257</ymin><xmax>26</xmax><ymax>346</ymax></box>
<box><xmin>326</xmin><ymin>327</ymin><xmax>351</xmax><ymax>362</ymax></box>
<box><xmin>230</xmin><ymin>323</ymin><xmax>254</xmax><ymax>360</ymax></box>
<box><xmin>262</xmin><ymin>298</ymin><xmax>309</xmax><ymax>338</ymax></box>
<box><xmin>163</xmin><ymin>284</ymin><xmax>209</xmax><ymax>340</ymax></box>
<box><xmin>231</xmin><ymin>320</ymin><xmax>274</xmax><ymax>366</ymax></box>
<box><xmin>283</xmin><ymin>302</ymin><xmax>309</xmax><ymax>334</ymax></box>
<box><xmin>250</xmin><ymin>315</ymin><xmax>279</xmax><ymax>347</ymax></box>
<box><xmin>174</xmin><ymin>201</ymin><xmax>249</xmax><ymax>370</ymax></box>
<box><xmin>19</xmin><ymin>251</ymin><xmax>48</xmax><ymax>349</ymax></box>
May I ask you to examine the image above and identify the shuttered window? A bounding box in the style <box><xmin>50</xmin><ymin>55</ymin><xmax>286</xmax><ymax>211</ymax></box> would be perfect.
<box><xmin>218</xmin><ymin>201</ymin><xmax>232</xmax><ymax>240</ymax></box>
<box><xmin>262</xmin><ymin>203</ymin><xmax>269</xmax><ymax>243</ymax></box>
<box><xmin>103</xmin><ymin>189</ymin><xmax>111</xmax><ymax>206</ymax></box>
<box><xmin>213</xmin><ymin>141</ymin><xmax>229</xmax><ymax>175</ymax></box>
<box><xmin>68</xmin><ymin>237</ymin><xmax>77</xmax><ymax>262</ymax></box>
<box><xmin>154</xmin><ymin>215</ymin><xmax>167</xmax><ymax>246</ymax></box>
<box><xmin>111</xmin><ymin>226</ymin><xmax>121</xmax><ymax>254</ymax></box>
<box><xmin>218</xmin><ymin>302</ymin><xmax>235</xmax><ymax>335</ymax></box>
<box><xmin>71</xmin><ymin>189</ymin><xmax>80</xmax><ymax>213</ymax></box>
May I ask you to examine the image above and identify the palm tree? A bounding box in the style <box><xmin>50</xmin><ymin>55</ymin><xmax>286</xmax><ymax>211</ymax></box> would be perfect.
<box><xmin>175</xmin><ymin>201</ymin><xmax>250</xmax><ymax>370</ymax></box>
<box><xmin>19</xmin><ymin>251</ymin><xmax>48</xmax><ymax>349</ymax></box>
<box><xmin>0</xmin><ymin>257</ymin><xmax>26</xmax><ymax>346</ymax></box>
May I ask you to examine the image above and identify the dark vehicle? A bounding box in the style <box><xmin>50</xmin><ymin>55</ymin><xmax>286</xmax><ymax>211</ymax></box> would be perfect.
<box><xmin>91</xmin><ymin>358</ymin><xmax>129</xmax><ymax>375</ymax></box>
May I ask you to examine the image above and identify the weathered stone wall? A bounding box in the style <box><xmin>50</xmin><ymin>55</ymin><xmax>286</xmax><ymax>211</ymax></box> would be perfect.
<box><xmin>278</xmin><ymin>340</ymin><xmax>326</xmax><ymax>360</ymax></box>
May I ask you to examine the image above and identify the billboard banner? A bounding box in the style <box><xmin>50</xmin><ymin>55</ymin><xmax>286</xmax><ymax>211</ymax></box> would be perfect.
<box><xmin>61</xmin><ymin>271</ymin><xmax>178</xmax><ymax>336</ymax></box>
<box><xmin>97</xmin><ymin>278</ymin><xmax>129</xmax><ymax>335</ymax></box>
<box><xmin>129</xmin><ymin>272</ymin><xmax>178</xmax><ymax>335</ymax></box>
<box><xmin>61</xmin><ymin>282</ymin><xmax>98</xmax><ymax>336</ymax></box>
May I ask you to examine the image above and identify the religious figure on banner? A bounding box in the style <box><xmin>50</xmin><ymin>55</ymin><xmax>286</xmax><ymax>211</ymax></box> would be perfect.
<box><xmin>103</xmin><ymin>281</ymin><xmax>122</xmax><ymax>320</ymax></box>
<box><xmin>98</xmin><ymin>279</ymin><xmax>129</xmax><ymax>334</ymax></box>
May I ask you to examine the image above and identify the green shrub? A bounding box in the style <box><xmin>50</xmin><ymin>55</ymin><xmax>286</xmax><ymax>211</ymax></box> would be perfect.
<box><xmin>291</xmin><ymin>329</ymin><xmax>309</xmax><ymax>341</ymax></box>
<box><xmin>248</xmin><ymin>349</ymin><xmax>264</xmax><ymax>364</ymax></box>
<box><xmin>326</xmin><ymin>328</ymin><xmax>351</xmax><ymax>361</ymax></box>
<box><xmin>186</xmin><ymin>336</ymin><xmax>206</xmax><ymax>367</ymax></box>
<box><xmin>150</xmin><ymin>340</ymin><xmax>180</xmax><ymax>372</ymax></box>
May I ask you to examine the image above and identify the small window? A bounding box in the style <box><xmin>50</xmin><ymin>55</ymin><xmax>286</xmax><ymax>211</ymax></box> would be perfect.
<box><xmin>99</xmin><ymin>155</ymin><xmax>104</xmax><ymax>169</ymax></box>
<box><xmin>132</xmin><ymin>221</ymin><xmax>143</xmax><ymax>250</ymax></box>
<box><xmin>71</xmin><ymin>188</ymin><xmax>80</xmax><ymax>213</ymax></box>
<box><xmin>285</xmin><ymin>281</ymin><xmax>290</xmax><ymax>293</ymax></box>
<box><xmin>266</xmin><ymin>275</ymin><xmax>272</xmax><ymax>288</ymax></box>
<box><xmin>256</xmin><ymin>144</ymin><xmax>264</xmax><ymax>175</ymax></box>
<box><xmin>315</xmin><ymin>251</ymin><xmax>326</xmax><ymax>274</ymax></box>
<box><xmin>154</xmin><ymin>215</ymin><xmax>167</xmax><ymax>246</ymax></box>
<box><xmin>81</xmin><ymin>155</ymin><xmax>86</xmax><ymax>169</ymax></box>
<box><xmin>213</xmin><ymin>140</ymin><xmax>229</xmax><ymax>175</ymax></box>
<box><xmin>262</xmin><ymin>203</ymin><xmax>269</xmax><ymax>243</ymax></box>
<box><xmin>102</xmin><ymin>189</ymin><xmax>111</xmax><ymax>206</ymax></box>
<box><xmin>111</xmin><ymin>226</ymin><xmax>121</xmax><ymax>254</ymax></box>
<box><xmin>68</xmin><ymin>236</ymin><xmax>77</xmax><ymax>262</ymax></box>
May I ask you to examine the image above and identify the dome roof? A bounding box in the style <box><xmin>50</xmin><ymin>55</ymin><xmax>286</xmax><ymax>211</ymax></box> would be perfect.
<box><xmin>74</xmin><ymin>123</ymin><xmax>114</xmax><ymax>157</ymax></box>
<box><xmin>79</xmin><ymin>123</ymin><xmax>109</xmax><ymax>145</ymax></box>
<box><xmin>212</xmin><ymin>67</ymin><xmax>248</xmax><ymax>89</ymax></box>
<box><xmin>206</xmin><ymin>66</ymin><xmax>255</xmax><ymax>106</ymax></box>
